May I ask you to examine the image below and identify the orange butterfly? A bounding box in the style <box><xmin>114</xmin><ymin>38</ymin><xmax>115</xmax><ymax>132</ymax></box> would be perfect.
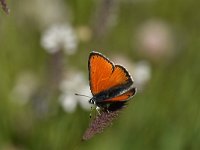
<box><xmin>88</xmin><ymin>51</ymin><xmax>136</xmax><ymax>112</ymax></box>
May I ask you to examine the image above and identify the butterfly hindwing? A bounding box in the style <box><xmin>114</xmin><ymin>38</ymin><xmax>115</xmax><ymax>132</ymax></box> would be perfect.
<box><xmin>104</xmin><ymin>87</ymin><xmax>136</xmax><ymax>102</ymax></box>
<box><xmin>97</xmin><ymin>88</ymin><xmax>136</xmax><ymax>111</ymax></box>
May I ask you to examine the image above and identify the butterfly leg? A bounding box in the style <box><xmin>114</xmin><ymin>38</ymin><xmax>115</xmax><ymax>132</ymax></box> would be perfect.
<box><xmin>106</xmin><ymin>109</ymin><xmax>110</xmax><ymax>113</ymax></box>
<box><xmin>89</xmin><ymin>106</ymin><xmax>93</xmax><ymax>118</ymax></box>
<box><xmin>105</xmin><ymin>104</ymin><xmax>110</xmax><ymax>113</ymax></box>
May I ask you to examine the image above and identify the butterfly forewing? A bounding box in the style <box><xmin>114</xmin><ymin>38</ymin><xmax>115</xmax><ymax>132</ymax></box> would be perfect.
<box><xmin>89</xmin><ymin>52</ymin><xmax>133</xmax><ymax>96</ymax></box>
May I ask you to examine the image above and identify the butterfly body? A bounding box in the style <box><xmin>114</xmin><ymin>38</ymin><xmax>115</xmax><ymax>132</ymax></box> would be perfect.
<box><xmin>88</xmin><ymin>51</ymin><xmax>136</xmax><ymax>111</ymax></box>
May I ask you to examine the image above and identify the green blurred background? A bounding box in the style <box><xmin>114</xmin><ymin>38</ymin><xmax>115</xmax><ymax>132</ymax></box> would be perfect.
<box><xmin>0</xmin><ymin>0</ymin><xmax>200</xmax><ymax>149</ymax></box>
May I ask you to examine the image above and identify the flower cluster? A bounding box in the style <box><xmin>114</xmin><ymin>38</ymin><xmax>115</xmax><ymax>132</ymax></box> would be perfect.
<box><xmin>59</xmin><ymin>71</ymin><xmax>91</xmax><ymax>113</ymax></box>
<box><xmin>41</xmin><ymin>23</ymin><xmax>78</xmax><ymax>55</ymax></box>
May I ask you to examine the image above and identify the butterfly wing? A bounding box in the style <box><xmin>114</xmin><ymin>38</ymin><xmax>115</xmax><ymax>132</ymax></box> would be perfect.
<box><xmin>105</xmin><ymin>87</ymin><xmax>136</xmax><ymax>102</ymax></box>
<box><xmin>89</xmin><ymin>52</ymin><xmax>133</xmax><ymax>96</ymax></box>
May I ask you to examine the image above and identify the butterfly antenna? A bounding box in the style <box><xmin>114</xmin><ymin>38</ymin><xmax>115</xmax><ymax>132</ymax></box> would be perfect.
<box><xmin>74</xmin><ymin>93</ymin><xmax>91</xmax><ymax>99</ymax></box>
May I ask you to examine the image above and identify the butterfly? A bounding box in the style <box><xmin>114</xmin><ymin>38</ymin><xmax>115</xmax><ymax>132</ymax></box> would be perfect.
<box><xmin>88</xmin><ymin>51</ymin><xmax>136</xmax><ymax>112</ymax></box>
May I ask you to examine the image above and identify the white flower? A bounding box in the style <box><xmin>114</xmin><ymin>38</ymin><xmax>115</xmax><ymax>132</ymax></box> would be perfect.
<box><xmin>41</xmin><ymin>24</ymin><xmax>78</xmax><ymax>55</ymax></box>
<box><xmin>10</xmin><ymin>71</ymin><xmax>38</xmax><ymax>105</ymax></box>
<box><xmin>133</xmin><ymin>61</ymin><xmax>151</xmax><ymax>90</ymax></box>
<box><xmin>59</xmin><ymin>71</ymin><xmax>91</xmax><ymax>113</ymax></box>
<box><xmin>59</xmin><ymin>94</ymin><xmax>77</xmax><ymax>113</ymax></box>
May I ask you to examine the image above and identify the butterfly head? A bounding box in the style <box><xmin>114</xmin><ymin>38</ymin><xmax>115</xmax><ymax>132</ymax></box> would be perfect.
<box><xmin>89</xmin><ymin>98</ymin><xmax>96</xmax><ymax>104</ymax></box>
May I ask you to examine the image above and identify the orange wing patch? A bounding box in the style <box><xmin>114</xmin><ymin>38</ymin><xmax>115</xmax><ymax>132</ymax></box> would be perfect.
<box><xmin>89</xmin><ymin>52</ymin><xmax>113</xmax><ymax>95</ymax></box>
<box><xmin>105</xmin><ymin>87</ymin><xmax>136</xmax><ymax>102</ymax></box>
<box><xmin>89</xmin><ymin>52</ymin><xmax>133</xmax><ymax>95</ymax></box>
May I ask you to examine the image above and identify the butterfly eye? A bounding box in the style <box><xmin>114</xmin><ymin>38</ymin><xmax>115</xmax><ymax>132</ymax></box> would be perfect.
<box><xmin>89</xmin><ymin>98</ymin><xmax>95</xmax><ymax>104</ymax></box>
